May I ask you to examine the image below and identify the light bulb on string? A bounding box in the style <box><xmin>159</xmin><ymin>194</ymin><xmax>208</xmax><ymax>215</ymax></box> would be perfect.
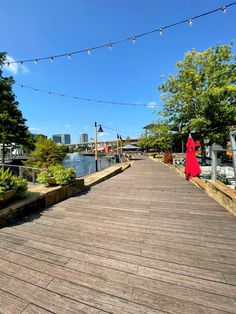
<box><xmin>108</xmin><ymin>43</ymin><xmax>112</xmax><ymax>50</ymax></box>
<box><xmin>34</xmin><ymin>59</ymin><xmax>38</xmax><ymax>64</ymax></box>
<box><xmin>222</xmin><ymin>6</ymin><xmax>227</xmax><ymax>14</ymax></box>
<box><xmin>50</xmin><ymin>56</ymin><xmax>54</xmax><ymax>62</ymax></box>
<box><xmin>68</xmin><ymin>53</ymin><xmax>72</xmax><ymax>60</ymax></box>
<box><xmin>20</xmin><ymin>61</ymin><xmax>24</xmax><ymax>65</ymax></box>
<box><xmin>188</xmin><ymin>18</ymin><xmax>193</xmax><ymax>26</ymax></box>
<box><xmin>159</xmin><ymin>28</ymin><xmax>163</xmax><ymax>35</ymax></box>
<box><xmin>132</xmin><ymin>36</ymin><xmax>136</xmax><ymax>44</ymax></box>
<box><xmin>87</xmin><ymin>48</ymin><xmax>92</xmax><ymax>55</ymax></box>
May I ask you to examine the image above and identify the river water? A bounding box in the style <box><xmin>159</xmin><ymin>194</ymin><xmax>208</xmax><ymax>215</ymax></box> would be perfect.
<box><xmin>63</xmin><ymin>153</ymin><xmax>115</xmax><ymax>177</ymax></box>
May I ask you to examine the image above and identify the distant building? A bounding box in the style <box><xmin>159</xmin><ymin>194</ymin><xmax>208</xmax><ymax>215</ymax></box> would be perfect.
<box><xmin>80</xmin><ymin>133</ymin><xmax>89</xmax><ymax>143</ymax></box>
<box><xmin>52</xmin><ymin>134</ymin><xmax>71</xmax><ymax>144</ymax></box>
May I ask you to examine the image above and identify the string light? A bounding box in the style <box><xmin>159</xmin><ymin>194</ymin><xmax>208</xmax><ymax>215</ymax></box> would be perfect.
<box><xmin>188</xmin><ymin>18</ymin><xmax>193</xmax><ymax>26</ymax></box>
<box><xmin>16</xmin><ymin>83</ymin><xmax>158</xmax><ymax>107</ymax></box>
<box><xmin>101</xmin><ymin>124</ymin><xmax>141</xmax><ymax>136</ymax></box>
<box><xmin>50</xmin><ymin>56</ymin><xmax>54</xmax><ymax>62</ymax></box>
<box><xmin>34</xmin><ymin>59</ymin><xmax>38</xmax><ymax>64</ymax></box>
<box><xmin>222</xmin><ymin>5</ymin><xmax>227</xmax><ymax>13</ymax></box>
<box><xmin>108</xmin><ymin>43</ymin><xmax>112</xmax><ymax>50</ymax></box>
<box><xmin>4</xmin><ymin>2</ymin><xmax>235</xmax><ymax>66</ymax></box>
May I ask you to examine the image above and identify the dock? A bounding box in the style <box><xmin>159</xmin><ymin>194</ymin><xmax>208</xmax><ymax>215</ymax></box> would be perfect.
<box><xmin>0</xmin><ymin>157</ymin><xmax>235</xmax><ymax>313</ymax></box>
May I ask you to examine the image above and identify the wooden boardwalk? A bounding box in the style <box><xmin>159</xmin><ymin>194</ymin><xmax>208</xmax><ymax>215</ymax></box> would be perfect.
<box><xmin>0</xmin><ymin>158</ymin><xmax>235</xmax><ymax>314</ymax></box>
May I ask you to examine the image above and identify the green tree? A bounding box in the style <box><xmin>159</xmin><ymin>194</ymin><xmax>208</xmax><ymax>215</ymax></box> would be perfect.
<box><xmin>32</xmin><ymin>134</ymin><xmax>47</xmax><ymax>142</ymax></box>
<box><xmin>151</xmin><ymin>123</ymin><xmax>174</xmax><ymax>151</ymax></box>
<box><xmin>138</xmin><ymin>122</ymin><xmax>174</xmax><ymax>152</ymax></box>
<box><xmin>0</xmin><ymin>52</ymin><xmax>32</xmax><ymax>162</ymax></box>
<box><xmin>124</xmin><ymin>136</ymin><xmax>131</xmax><ymax>145</ymax></box>
<box><xmin>159</xmin><ymin>44</ymin><xmax>236</xmax><ymax>162</ymax></box>
<box><xmin>25</xmin><ymin>137</ymin><xmax>68</xmax><ymax>168</ymax></box>
<box><xmin>137</xmin><ymin>136</ymin><xmax>149</xmax><ymax>151</ymax></box>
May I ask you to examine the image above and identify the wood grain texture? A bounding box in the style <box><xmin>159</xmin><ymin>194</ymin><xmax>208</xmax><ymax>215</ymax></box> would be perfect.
<box><xmin>0</xmin><ymin>157</ymin><xmax>235</xmax><ymax>313</ymax></box>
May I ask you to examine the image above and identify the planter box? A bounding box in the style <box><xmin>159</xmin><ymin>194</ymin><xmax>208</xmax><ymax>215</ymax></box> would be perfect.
<box><xmin>0</xmin><ymin>189</ymin><xmax>16</xmax><ymax>204</ymax></box>
<box><xmin>47</xmin><ymin>178</ymin><xmax>58</xmax><ymax>186</ymax></box>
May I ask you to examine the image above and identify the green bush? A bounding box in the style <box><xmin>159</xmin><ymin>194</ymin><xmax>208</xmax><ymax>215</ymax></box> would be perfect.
<box><xmin>0</xmin><ymin>167</ymin><xmax>28</xmax><ymax>200</ymax></box>
<box><xmin>11</xmin><ymin>176</ymin><xmax>28</xmax><ymax>199</ymax></box>
<box><xmin>38</xmin><ymin>164</ymin><xmax>76</xmax><ymax>186</ymax></box>
<box><xmin>37</xmin><ymin>170</ymin><xmax>53</xmax><ymax>184</ymax></box>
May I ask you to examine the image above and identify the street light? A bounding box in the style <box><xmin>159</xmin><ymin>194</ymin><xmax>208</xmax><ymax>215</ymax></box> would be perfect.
<box><xmin>94</xmin><ymin>122</ymin><xmax>103</xmax><ymax>171</ymax></box>
<box><xmin>116</xmin><ymin>134</ymin><xmax>122</xmax><ymax>155</ymax></box>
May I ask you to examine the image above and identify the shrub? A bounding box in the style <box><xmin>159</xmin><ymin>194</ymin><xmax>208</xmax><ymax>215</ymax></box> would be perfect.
<box><xmin>37</xmin><ymin>170</ymin><xmax>53</xmax><ymax>184</ymax></box>
<box><xmin>0</xmin><ymin>167</ymin><xmax>28</xmax><ymax>200</ymax></box>
<box><xmin>37</xmin><ymin>164</ymin><xmax>76</xmax><ymax>186</ymax></box>
<box><xmin>11</xmin><ymin>176</ymin><xmax>28</xmax><ymax>199</ymax></box>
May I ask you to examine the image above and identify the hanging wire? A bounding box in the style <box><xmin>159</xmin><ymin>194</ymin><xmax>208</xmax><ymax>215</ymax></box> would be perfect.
<box><xmin>4</xmin><ymin>2</ymin><xmax>236</xmax><ymax>66</ymax></box>
<box><xmin>100</xmin><ymin>124</ymin><xmax>141</xmax><ymax>135</ymax></box>
<box><xmin>17</xmin><ymin>83</ymin><xmax>159</xmax><ymax>107</ymax></box>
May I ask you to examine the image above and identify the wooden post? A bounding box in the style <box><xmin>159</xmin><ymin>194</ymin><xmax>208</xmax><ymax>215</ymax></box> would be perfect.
<box><xmin>94</xmin><ymin>122</ymin><xmax>98</xmax><ymax>172</ymax></box>
<box><xmin>211</xmin><ymin>146</ymin><xmax>217</xmax><ymax>182</ymax></box>
<box><xmin>230</xmin><ymin>131</ymin><xmax>236</xmax><ymax>190</ymax></box>
<box><xmin>19</xmin><ymin>166</ymin><xmax>23</xmax><ymax>178</ymax></box>
<box><xmin>32</xmin><ymin>169</ymin><xmax>36</xmax><ymax>185</ymax></box>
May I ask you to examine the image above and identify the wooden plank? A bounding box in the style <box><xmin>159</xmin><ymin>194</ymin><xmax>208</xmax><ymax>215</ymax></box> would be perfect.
<box><xmin>26</xmin><ymin>240</ymin><xmax>139</xmax><ymax>274</ymax></box>
<box><xmin>48</xmin><ymin>278</ymin><xmax>165</xmax><ymax>314</ymax></box>
<box><xmin>65</xmin><ymin>258</ymin><xmax>236</xmax><ymax>312</ymax></box>
<box><xmin>0</xmin><ymin>158</ymin><xmax>235</xmax><ymax>313</ymax></box>
<box><xmin>0</xmin><ymin>258</ymin><xmax>53</xmax><ymax>288</ymax></box>
<box><xmin>3</xmin><ymin>251</ymin><xmax>132</xmax><ymax>299</ymax></box>
<box><xmin>132</xmin><ymin>287</ymin><xmax>229</xmax><ymax>314</ymax></box>
<box><xmin>21</xmin><ymin>304</ymin><xmax>53</xmax><ymax>314</ymax></box>
<box><xmin>0</xmin><ymin>273</ymin><xmax>109</xmax><ymax>314</ymax></box>
<box><xmin>0</xmin><ymin>289</ymin><xmax>28</xmax><ymax>314</ymax></box>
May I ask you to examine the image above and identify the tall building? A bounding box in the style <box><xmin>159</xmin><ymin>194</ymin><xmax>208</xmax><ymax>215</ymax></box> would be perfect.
<box><xmin>80</xmin><ymin>133</ymin><xmax>89</xmax><ymax>143</ymax></box>
<box><xmin>52</xmin><ymin>134</ymin><xmax>71</xmax><ymax>144</ymax></box>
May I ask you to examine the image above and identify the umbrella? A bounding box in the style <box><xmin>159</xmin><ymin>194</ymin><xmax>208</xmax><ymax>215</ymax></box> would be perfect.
<box><xmin>120</xmin><ymin>144</ymin><xmax>139</xmax><ymax>150</ymax></box>
<box><xmin>185</xmin><ymin>135</ymin><xmax>201</xmax><ymax>180</ymax></box>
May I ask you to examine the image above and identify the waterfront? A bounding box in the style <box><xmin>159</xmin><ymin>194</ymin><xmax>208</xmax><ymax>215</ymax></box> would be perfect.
<box><xmin>63</xmin><ymin>153</ymin><xmax>115</xmax><ymax>176</ymax></box>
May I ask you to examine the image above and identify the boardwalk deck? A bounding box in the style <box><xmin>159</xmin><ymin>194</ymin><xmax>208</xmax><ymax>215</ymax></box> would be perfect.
<box><xmin>0</xmin><ymin>157</ymin><xmax>235</xmax><ymax>314</ymax></box>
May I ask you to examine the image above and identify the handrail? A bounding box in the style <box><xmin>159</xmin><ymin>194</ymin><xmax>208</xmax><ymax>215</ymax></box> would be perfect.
<box><xmin>0</xmin><ymin>164</ymin><xmax>45</xmax><ymax>171</ymax></box>
<box><xmin>0</xmin><ymin>163</ymin><xmax>46</xmax><ymax>185</ymax></box>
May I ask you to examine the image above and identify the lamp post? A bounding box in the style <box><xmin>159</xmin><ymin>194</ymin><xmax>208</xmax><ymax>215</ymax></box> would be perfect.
<box><xmin>119</xmin><ymin>135</ymin><xmax>123</xmax><ymax>155</ymax></box>
<box><xmin>116</xmin><ymin>134</ymin><xmax>122</xmax><ymax>155</ymax></box>
<box><xmin>94</xmin><ymin>122</ymin><xmax>103</xmax><ymax>172</ymax></box>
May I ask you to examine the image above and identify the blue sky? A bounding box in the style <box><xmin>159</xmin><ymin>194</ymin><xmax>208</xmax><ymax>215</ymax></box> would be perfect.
<box><xmin>1</xmin><ymin>0</ymin><xmax>236</xmax><ymax>143</ymax></box>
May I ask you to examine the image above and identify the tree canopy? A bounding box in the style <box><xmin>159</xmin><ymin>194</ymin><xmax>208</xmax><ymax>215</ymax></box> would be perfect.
<box><xmin>138</xmin><ymin>122</ymin><xmax>174</xmax><ymax>151</ymax></box>
<box><xmin>159</xmin><ymin>44</ymin><xmax>236</xmax><ymax>146</ymax></box>
<box><xmin>0</xmin><ymin>52</ymin><xmax>32</xmax><ymax>162</ymax></box>
<box><xmin>25</xmin><ymin>136</ymin><xmax>68</xmax><ymax>168</ymax></box>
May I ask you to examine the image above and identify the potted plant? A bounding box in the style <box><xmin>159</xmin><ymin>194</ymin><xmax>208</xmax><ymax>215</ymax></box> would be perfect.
<box><xmin>0</xmin><ymin>167</ymin><xmax>28</xmax><ymax>204</ymax></box>
<box><xmin>37</xmin><ymin>169</ymin><xmax>56</xmax><ymax>186</ymax></box>
<box><xmin>37</xmin><ymin>164</ymin><xmax>76</xmax><ymax>186</ymax></box>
